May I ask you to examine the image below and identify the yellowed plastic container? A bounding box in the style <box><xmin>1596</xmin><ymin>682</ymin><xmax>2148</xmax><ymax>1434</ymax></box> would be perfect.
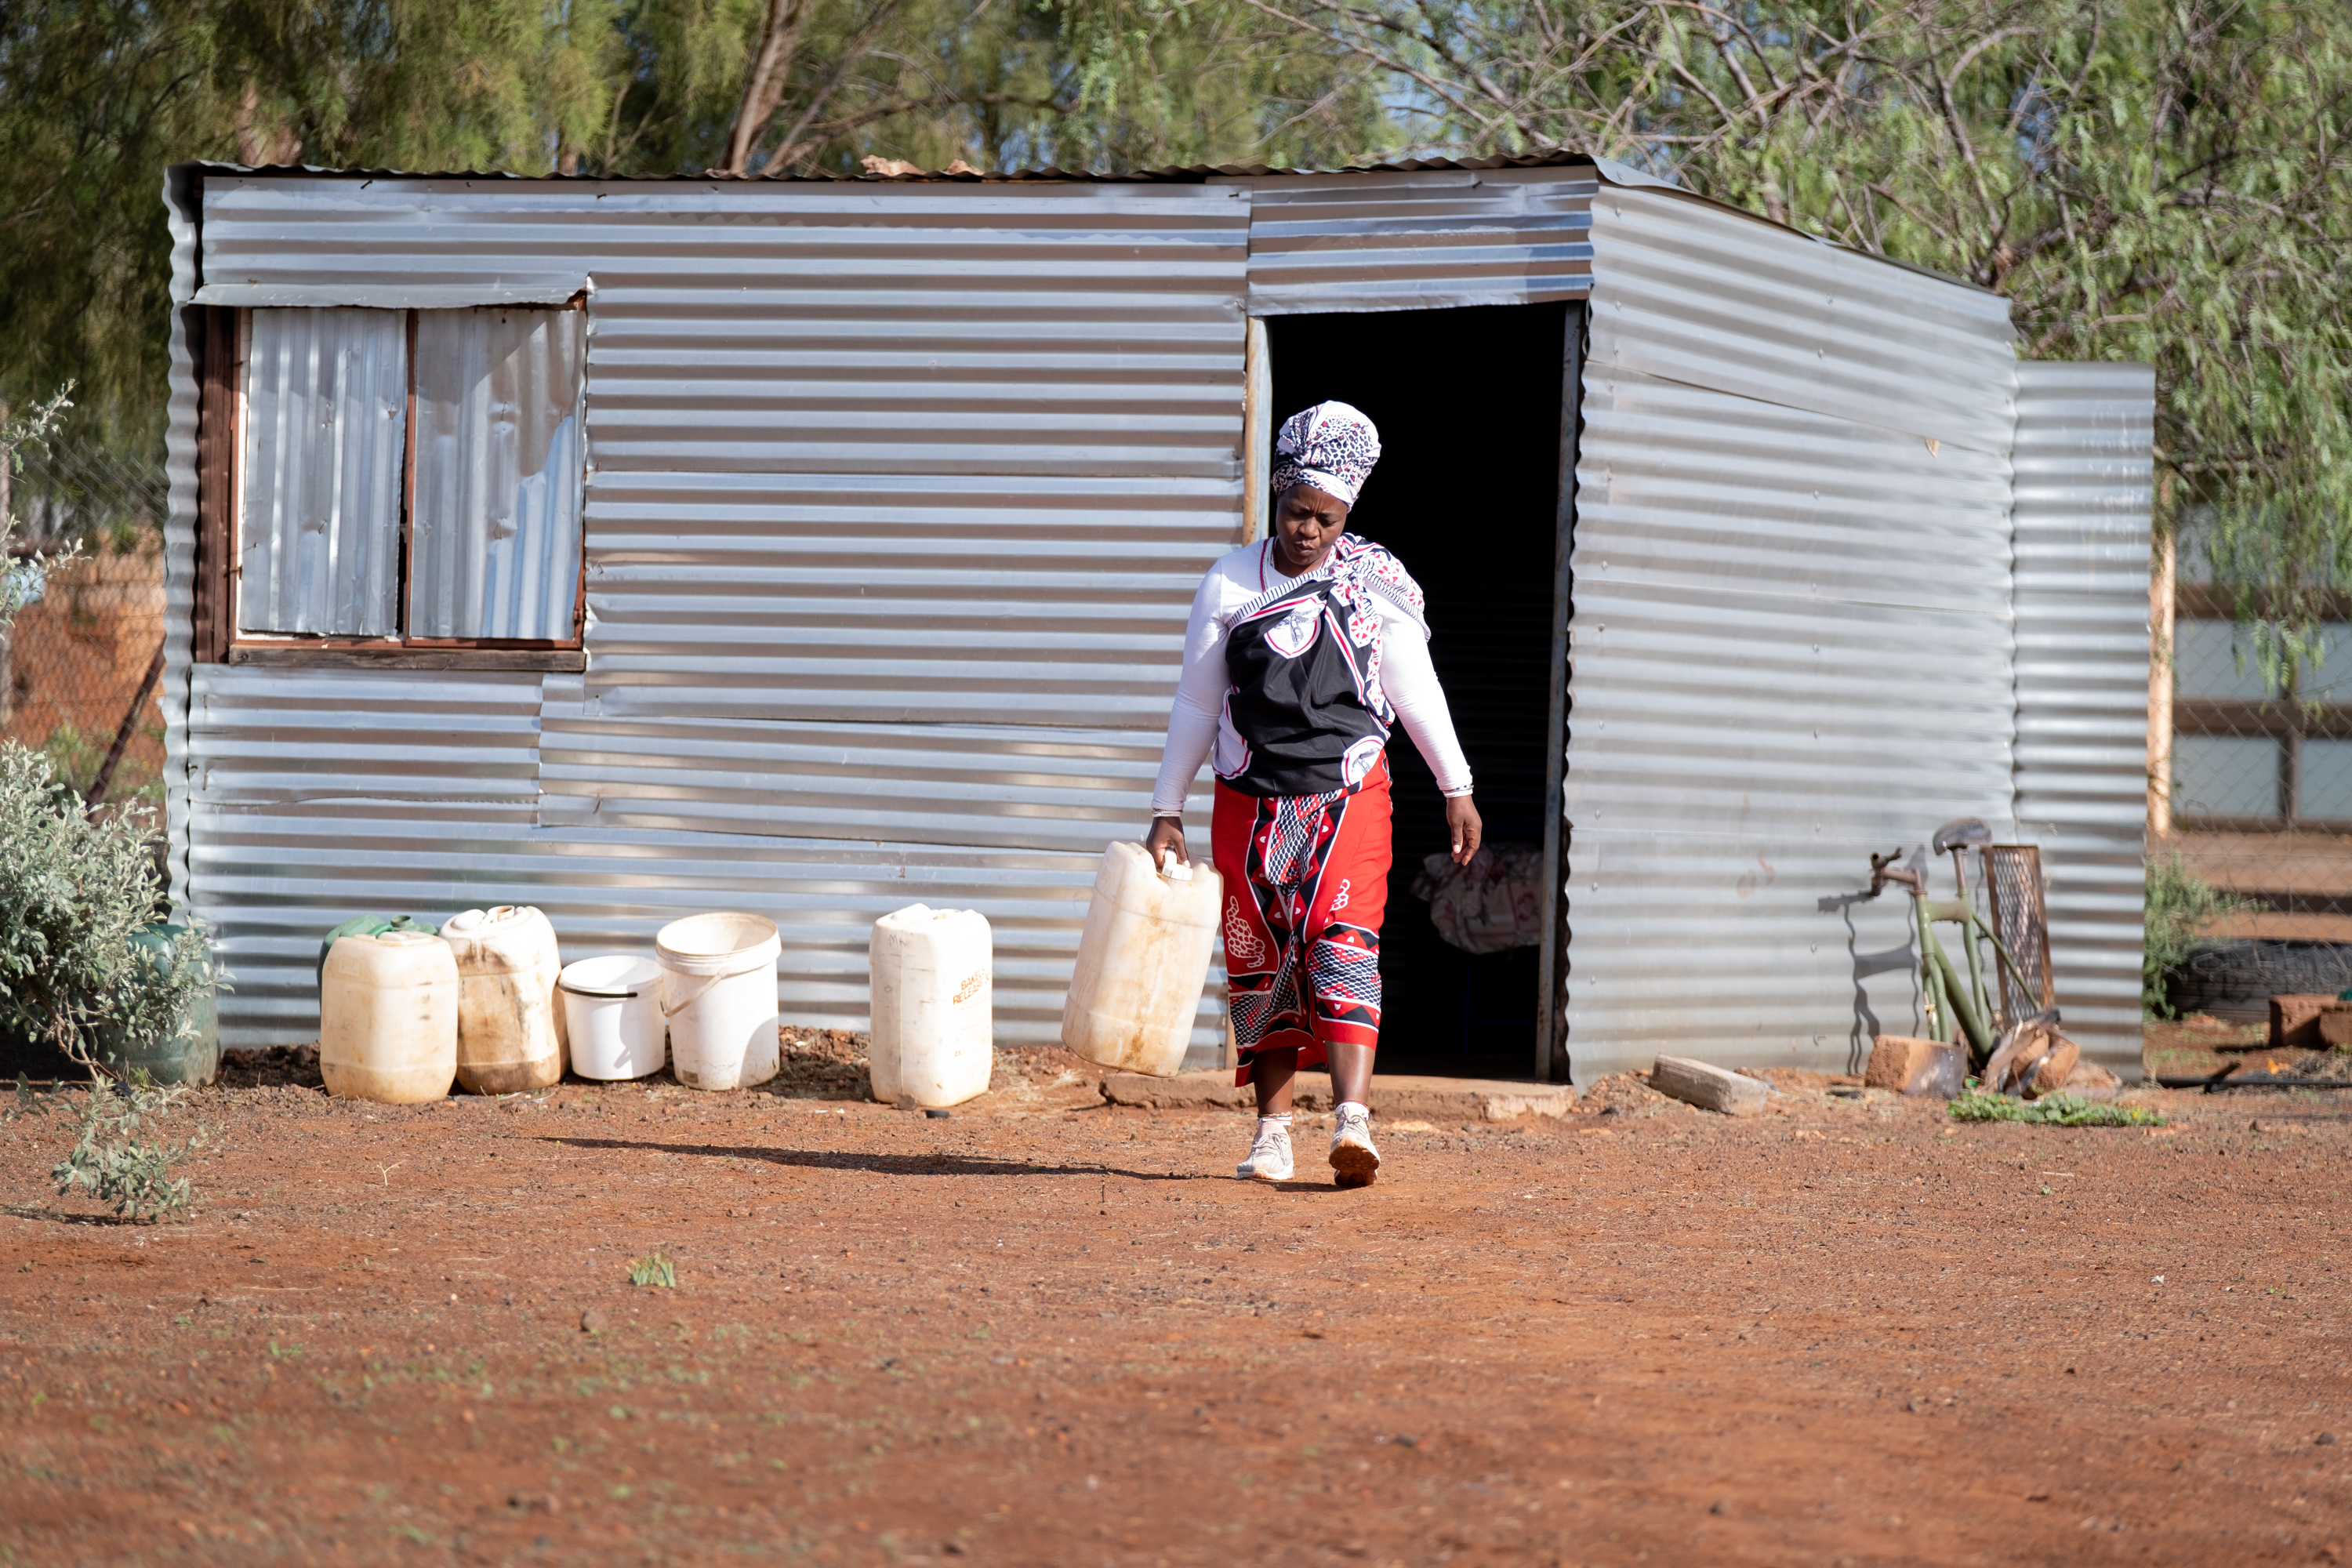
<box><xmin>320</xmin><ymin>930</ymin><xmax>459</xmax><ymax>1103</ymax></box>
<box><xmin>444</xmin><ymin>905</ymin><xmax>567</xmax><ymax>1093</ymax></box>
<box><xmin>869</xmin><ymin>905</ymin><xmax>993</xmax><ymax>1107</ymax></box>
<box><xmin>1059</xmin><ymin>841</ymin><xmax>1224</xmax><ymax>1076</ymax></box>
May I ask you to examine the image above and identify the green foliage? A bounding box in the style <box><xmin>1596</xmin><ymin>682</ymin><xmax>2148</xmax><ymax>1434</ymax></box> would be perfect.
<box><xmin>0</xmin><ymin>745</ymin><xmax>212</xmax><ymax>1069</ymax></box>
<box><xmin>1949</xmin><ymin>1089</ymin><xmax>2164</xmax><ymax>1127</ymax></box>
<box><xmin>2143</xmin><ymin>853</ymin><xmax>2262</xmax><ymax>1018</ymax></box>
<box><xmin>628</xmin><ymin>1251</ymin><xmax>677</xmax><ymax>1287</ymax></box>
<box><xmin>1</xmin><ymin>387</ymin><xmax>82</xmax><ymax>629</ymax></box>
<box><xmin>1242</xmin><ymin>0</ymin><xmax>2352</xmax><ymax>633</ymax></box>
<box><xmin>13</xmin><ymin>1071</ymin><xmax>211</xmax><ymax>1221</ymax></box>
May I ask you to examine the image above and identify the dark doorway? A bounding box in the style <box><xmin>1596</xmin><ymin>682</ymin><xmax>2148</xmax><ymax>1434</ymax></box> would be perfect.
<box><xmin>1266</xmin><ymin>303</ymin><xmax>1570</xmax><ymax>1080</ymax></box>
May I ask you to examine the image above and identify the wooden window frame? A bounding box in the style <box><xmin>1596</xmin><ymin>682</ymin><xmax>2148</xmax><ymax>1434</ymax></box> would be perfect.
<box><xmin>194</xmin><ymin>303</ymin><xmax>589</xmax><ymax>673</ymax></box>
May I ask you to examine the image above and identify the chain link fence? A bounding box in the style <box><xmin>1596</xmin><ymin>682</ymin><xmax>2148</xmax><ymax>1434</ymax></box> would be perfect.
<box><xmin>1</xmin><ymin>435</ymin><xmax>169</xmax><ymax>811</ymax></box>
<box><xmin>2154</xmin><ymin>528</ymin><xmax>2352</xmax><ymax>1022</ymax></box>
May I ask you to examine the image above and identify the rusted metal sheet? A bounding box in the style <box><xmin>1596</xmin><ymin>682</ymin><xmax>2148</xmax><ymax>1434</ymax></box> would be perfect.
<box><xmin>1232</xmin><ymin>165</ymin><xmax>1595</xmax><ymax>315</ymax></box>
<box><xmin>408</xmin><ymin>307</ymin><xmax>586</xmax><ymax>641</ymax></box>
<box><xmin>2010</xmin><ymin>361</ymin><xmax>2155</xmax><ymax>1069</ymax></box>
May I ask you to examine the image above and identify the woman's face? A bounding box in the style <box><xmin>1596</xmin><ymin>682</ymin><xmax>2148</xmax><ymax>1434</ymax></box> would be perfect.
<box><xmin>1271</xmin><ymin>483</ymin><xmax>1348</xmax><ymax>575</ymax></box>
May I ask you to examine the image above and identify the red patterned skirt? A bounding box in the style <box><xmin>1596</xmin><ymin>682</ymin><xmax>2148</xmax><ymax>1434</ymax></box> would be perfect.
<box><xmin>1211</xmin><ymin>757</ymin><xmax>1392</xmax><ymax>1083</ymax></box>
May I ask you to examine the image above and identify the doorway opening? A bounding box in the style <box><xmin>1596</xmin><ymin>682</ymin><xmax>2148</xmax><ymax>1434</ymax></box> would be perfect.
<box><xmin>1265</xmin><ymin>302</ymin><xmax>1573</xmax><ymax>1080</ymax></box>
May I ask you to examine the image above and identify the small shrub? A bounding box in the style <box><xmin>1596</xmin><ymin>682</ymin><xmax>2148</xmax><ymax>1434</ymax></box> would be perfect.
<box><xmin>628</xmin><ymin>1252</ymin><xmax>677</xmax><ymax>1288</ymax></box>
<box><xmin>2143</xmin><ymin>855</ymin><xmax>2262</xmax><ymax>1019</ymax></box>
<box><xmin>13</xmin><ymin>1071</ymin><xmax>210</xmax><ymax>1221</ymax></box>
<box><xmin>0</xmin><ymin>745</ymin><xmax>214</xmax><ymax>1068</ymax></box>
<box><xmin>1949</xmin><ymin>1090</ymin><xmax>2164</xmax><ymax>1127</ymax></box>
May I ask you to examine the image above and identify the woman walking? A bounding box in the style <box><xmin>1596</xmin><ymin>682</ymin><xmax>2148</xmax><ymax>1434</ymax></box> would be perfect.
<box><xmin>1145</xmin><ymin>401</ymin><xmax>1481</xmax><ymax>1188</ymax></box>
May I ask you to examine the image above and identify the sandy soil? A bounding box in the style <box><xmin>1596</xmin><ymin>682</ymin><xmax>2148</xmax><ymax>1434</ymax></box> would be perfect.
<box><xmin>1</xmin><ymin>1036</ymin><xmax>2347</xmax><ymax>1566</ymax></box>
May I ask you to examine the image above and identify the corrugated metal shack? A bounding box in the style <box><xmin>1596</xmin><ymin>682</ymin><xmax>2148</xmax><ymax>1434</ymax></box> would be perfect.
<box><xmin>159</xmin><ymin>151</ymin><xmax>2154</xmax><ymax>1081</ymax></box>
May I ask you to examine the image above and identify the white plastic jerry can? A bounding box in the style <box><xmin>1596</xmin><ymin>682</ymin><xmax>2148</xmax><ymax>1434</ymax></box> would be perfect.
<box><xmin>1059</xmin><ymin>840</ymin><xmax>1224</xmax><ymax>1076</ymax></box>
<box><xmin>868</xmin><ymin>905</ymin><xmax>993</xmax><ymax>1108</ymax></box>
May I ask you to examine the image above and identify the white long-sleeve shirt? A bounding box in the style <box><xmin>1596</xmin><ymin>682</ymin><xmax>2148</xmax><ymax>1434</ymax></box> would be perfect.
<box><xmin>1149</xmin><ymin>539</ymin><xmax>1474</xmax><ymax>815</ymax></box>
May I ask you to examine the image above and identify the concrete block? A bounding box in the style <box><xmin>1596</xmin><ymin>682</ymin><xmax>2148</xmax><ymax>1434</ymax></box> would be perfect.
<box><xmin>1650</xmin><ymin>1055</ymin><xmax>1767</xmax><ymax>1116</ymax></box>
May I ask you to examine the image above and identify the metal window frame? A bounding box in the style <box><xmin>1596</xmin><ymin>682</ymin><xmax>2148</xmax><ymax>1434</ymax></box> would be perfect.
<box><xmin>201</xmin><ymin>300</ymin><xmax>591</xmax><ymax>672</ymax></box>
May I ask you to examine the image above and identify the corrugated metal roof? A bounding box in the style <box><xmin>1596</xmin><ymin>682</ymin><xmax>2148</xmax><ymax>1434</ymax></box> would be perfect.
<box><xmin>2010</xmin><ymin>361</ymin><xmax>2155</xmax><ymax>1069</ymax></box>
<box><xmin>177</xmin><ymin>147</ymin><xmax>1602</xmax><ymax>187</ymax></box>
<box><xmin>1563</xmin><ymin>183</ymin><xmax>2022</xmax><ymax>1083</ymax></box>
<box><xmin>1225</xmin><ymin>165</ymin><xmax>1595</xmax><ymax>315</ymax></box>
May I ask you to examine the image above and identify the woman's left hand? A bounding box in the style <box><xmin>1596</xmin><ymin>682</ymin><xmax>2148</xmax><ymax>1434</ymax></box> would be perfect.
<box><xmin>1446</xmin><ymin>794</ymin><xmax>1483</xmax><ymax>866</ymax></box>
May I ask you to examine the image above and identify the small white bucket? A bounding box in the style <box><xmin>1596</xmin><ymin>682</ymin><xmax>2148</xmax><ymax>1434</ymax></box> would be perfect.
<box><xmin>558</xmin><ymin>955</ymin><xmax>666</xmax><ymax>1081</ymax></box>
<box><xmin>655</xmin><ymin>913</ymin><xmax>781</xmax><ymax>1091</ymax></box>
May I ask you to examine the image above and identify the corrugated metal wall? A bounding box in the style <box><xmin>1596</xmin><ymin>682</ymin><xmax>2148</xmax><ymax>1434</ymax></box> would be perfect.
<box><xmin>180</xmin><ymin>176</ymin><xmax>1250</xmax><ymax>1049</ymax></box>
<box><xmin>2010</xmin><ymin>362</ymin><xmax>2155</xmax><ymax>1069</ymax></box>
<box><xmin>1230</xmin><ymin>166</ymin><xmax>1594</xmax><ymax>315</ymax></box>
<box><xmin>1564</xmin><ymin>183</ymin><xmax>2023</xmax><ymax>1082</ymax></box>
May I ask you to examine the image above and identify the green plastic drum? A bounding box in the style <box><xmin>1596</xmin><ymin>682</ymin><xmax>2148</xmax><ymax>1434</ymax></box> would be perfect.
<box><xmin>90</xmin><ymin>923</ymin><xmax>220</xmax><ymax>1087</ymax></box>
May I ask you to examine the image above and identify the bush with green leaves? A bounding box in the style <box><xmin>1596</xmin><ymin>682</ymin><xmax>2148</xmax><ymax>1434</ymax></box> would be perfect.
<box><xmin>0</xmin><ymin>744</ymin><xmax>212</xmax><ymax>1069</ymax></box>
<box><xmin>2143</xmin><ymin>855</ymin><xmax>2263</xmax><ymax>1019</ymax></box>
<box><xmin>12</xmin><ymin>1071</ymin><xmax>209</xmax><ymax>1222</ymax></box>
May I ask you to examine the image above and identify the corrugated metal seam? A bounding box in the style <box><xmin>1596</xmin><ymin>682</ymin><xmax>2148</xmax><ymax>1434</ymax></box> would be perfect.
<box><xmin>2010</xmin><ymin>361</ymin><xmax>2155</xmax><ymax>1069</ymax></box>
<box><xmin>1563</xmin><ymin>185</ymin><xmax>2022</xmax><ymax>1083</ymax></box>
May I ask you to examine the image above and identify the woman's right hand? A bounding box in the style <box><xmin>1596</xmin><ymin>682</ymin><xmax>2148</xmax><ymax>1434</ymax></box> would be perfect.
<box><xmin>1144</xmin><ymin>815</ymin><xmax>1189</xmax><ymax>869</ymax></box>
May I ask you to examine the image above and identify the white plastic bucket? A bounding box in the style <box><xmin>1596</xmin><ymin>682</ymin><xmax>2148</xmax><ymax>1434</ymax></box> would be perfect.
<box><xmin>655</xmin><ymin>913</ymin><xmax>781</xmax><ymax>1091</ymax></box>
<box><xmin>559</xmin><ymin>955</ymin><xmax>667</xmax><ymax>1081</ymax></box>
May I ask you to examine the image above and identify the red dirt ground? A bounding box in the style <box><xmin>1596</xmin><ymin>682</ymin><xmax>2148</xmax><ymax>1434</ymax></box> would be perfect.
<box><xmin>2</xmin><ymin>1034</ymin><xmax>2347</xmax><ymax>1566</ymax></box>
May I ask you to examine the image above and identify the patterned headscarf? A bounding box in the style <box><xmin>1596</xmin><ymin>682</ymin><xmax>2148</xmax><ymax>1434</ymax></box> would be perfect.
<box><xmin>1270</xmin><ymin>401</ymin><xmax>1381</xmax><ymax>508</ymax></box>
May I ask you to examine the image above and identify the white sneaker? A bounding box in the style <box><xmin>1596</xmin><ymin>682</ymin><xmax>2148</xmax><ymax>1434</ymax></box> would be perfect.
<box><xmin>1236</xmin><ymin>1118</ymin><xmax>1294</xmax><ymax>1182</ymax></box>
<box><xmin>1330</xmin><ymin>1102</ymin><xmax>1380</xmax><ymax>1187</ymax></box>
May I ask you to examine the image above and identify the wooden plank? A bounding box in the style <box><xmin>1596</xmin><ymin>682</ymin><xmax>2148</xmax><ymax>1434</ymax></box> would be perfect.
<box><xmin>1650</xmin><ymin>1055</ymin><xmax>1767</xmax><ymax>1116</ymax></box>
<box><xmin>226</xmin><ymin>645</ymin><xmax>586</xmax><ymax>673</ymax></box>
<box><xmin>191</xmin><ymin>304</ymin><xmax>238</xmax><ymax>664</ymax></box>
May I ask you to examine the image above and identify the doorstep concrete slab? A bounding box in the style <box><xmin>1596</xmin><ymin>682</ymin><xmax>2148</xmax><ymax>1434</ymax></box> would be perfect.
<box><xmin>1098</xmin><ymin>1069</ymin><xmax>1575</xmax><ymax>1121</ymax></box>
